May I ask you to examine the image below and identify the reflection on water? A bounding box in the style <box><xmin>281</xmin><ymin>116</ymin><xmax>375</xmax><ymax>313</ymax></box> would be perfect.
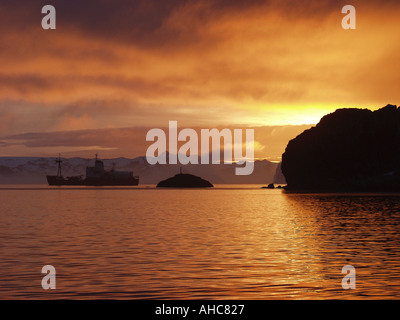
<box><xmin>0</xmin><ymin>185</ymin><xmax>400</xmax><ymax>299</ymax></box>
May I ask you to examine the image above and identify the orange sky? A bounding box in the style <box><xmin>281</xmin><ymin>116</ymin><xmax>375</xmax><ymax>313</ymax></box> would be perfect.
<box><xmin>0</xmin><ymin>0</ymin><xmax>399</xmax><ymax>159</ymax></box>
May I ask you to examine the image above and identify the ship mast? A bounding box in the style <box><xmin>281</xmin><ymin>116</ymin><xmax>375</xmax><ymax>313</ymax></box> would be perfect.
<box><xmin>56</xmin><ymin>153</ymin><xmax>62</xmax><ymax>177</ymax></box>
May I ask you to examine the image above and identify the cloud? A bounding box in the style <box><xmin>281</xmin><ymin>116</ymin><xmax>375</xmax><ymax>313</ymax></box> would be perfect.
<box><xmin>3</xmin><ymin>1</ymin><xmax>398</xmax><ymax>44</ymax></box>
<box><xmin>0</xmin><ymin>124</ymin><xmax>313</xmax><ymax>159</ymax></box>
<box><xmin>0</xmin><ymin>0</ymin><xmax>400</xmax><ymax>157</ymax></box>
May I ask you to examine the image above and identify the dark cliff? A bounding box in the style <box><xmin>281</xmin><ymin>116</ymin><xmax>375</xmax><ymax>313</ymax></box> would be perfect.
<box><xmin>281</xmin><ymin>104</ymin><xmax>400</xmax><ymax>191</ymax></box>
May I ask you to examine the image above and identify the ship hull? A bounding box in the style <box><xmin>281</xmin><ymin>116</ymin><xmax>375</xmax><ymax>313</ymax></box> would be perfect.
<box><xmin>47</xmin><ymin>175</ymin><xmax>139</xmax><ymax>186</ymax></box>
<box><xmin>47</xmin><ymin>175</ymin><xmax>85</xmax><ymax>186</ymax></box>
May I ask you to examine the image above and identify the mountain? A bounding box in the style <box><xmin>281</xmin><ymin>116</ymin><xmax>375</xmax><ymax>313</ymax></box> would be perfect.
<box><xmin>272</xmin><ymin>162</ymin><xmax>286</xmax><ymax>184</ymax></box>
<box><xmin>0</xmin><ymin>156</ymin><xmax>285</xmax><ymax>185</ymax></box>
<box><xmin>282</xmin><ymin>104</ymin><xmax>400</xmax><ymax>191</ymax></box>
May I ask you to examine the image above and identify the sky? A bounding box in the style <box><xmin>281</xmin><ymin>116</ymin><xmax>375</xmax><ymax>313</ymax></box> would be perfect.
<box><xmin>0</xmin><ymin>0</ymin><xmax>399</xmax><ymax>159</ymax></box>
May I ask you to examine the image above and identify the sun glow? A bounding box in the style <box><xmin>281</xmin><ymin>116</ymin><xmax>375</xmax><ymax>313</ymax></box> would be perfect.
<box><xmin>238</xmin><ymin>104</ymin><xmax>338</xmax><ymax>126</ymax></box>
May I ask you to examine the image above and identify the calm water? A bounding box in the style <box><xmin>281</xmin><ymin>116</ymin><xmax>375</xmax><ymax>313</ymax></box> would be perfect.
<box><xmin>1</xmin><ymin>184</ymin><xmax>400</xmax><ymax>299</ymax></box>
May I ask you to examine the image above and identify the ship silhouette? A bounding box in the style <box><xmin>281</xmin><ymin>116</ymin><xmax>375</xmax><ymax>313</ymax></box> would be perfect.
<box><xmin>46</xmin><ymin>154</ymin><xmax>139</xmax><ymax>186</ymax></box>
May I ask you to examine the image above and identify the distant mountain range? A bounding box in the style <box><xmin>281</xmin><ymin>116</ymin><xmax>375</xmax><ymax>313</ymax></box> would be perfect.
<box><xmin>0</xmin><ymin>156</ymin><xmax>286</xmax><ymax>185</ymax></box>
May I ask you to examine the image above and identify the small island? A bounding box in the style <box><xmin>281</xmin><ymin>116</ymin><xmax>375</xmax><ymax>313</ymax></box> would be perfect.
<box><xmin>156</xmin><ymin>171</ymin><xmax>214</xmax><ymax>188</ymax></box>
<box><xmin>261</xmin><ymin>184</ymin><xmax>275</xmax><ymax>189</ymax></box>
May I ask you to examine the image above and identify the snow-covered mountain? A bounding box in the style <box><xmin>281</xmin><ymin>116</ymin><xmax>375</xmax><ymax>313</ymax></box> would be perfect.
<box><xmin>0</xmin><ymin>156</ymin><xmax>286</xmax><ymax>184</ymax></box>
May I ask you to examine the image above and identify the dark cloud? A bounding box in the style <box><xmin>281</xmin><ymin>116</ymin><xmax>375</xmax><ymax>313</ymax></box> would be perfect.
<box><xmin>0</xmin><ymin>74</ymin><xmax>52</xmax><ymax>95</ymax></box>
<box><xmin>3</xmin><ymin>127</ymin><xmax>145</xmax><ymax>148</ymax></box>
<box><xmin>0</xmin><ymin>73</ymin><xmax>196</xmax><ymax>104</ymax></box>
<box><xmin>1</xmin><ymin>0</ymin><xmax>241</xmax><ymax>47</ymax></box>
<box><xmin>2</xmin><ymin>0</ymin><xmax>396</xmax><ymax>48</ymax></box>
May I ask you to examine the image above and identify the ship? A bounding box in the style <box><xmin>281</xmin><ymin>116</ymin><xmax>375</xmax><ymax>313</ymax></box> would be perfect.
<box><xmin>46</xmin><ymin>154</ymin><xmax>139</xmax><ymax>186</ymax></box>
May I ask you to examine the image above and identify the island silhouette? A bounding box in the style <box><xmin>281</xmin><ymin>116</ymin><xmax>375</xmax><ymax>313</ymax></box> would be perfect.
<box><xmin>156</xmin><ymin>168</ymin><xmax>214</xmax><ymax>188</ymax></box>
<box><xmin>282</xmin><ymin>104</ymin><xmax>400</xmax><ymax>191</ymax></box>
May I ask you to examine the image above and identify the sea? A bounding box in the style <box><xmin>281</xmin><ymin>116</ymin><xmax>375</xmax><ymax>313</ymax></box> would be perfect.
<box><xmin>0</xmin><ymin>184</ymin><xmax>400</xmax><ymax>299</ymax></box>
